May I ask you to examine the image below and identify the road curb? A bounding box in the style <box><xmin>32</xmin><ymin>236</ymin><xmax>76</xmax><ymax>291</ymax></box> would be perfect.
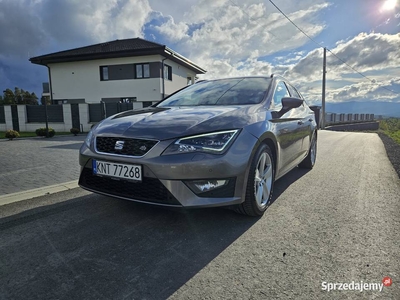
<box><xmin>0</xmin><ymin>181</ymin><xmax>79</xmax><ymax>206</ymax></box>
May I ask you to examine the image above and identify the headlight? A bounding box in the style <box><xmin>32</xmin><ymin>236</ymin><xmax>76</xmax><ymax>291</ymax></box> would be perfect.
<box><xmin>84</xmin><ymin>130</ymin><xmax>94</xmax><ymax>147</ymax></box>
<box><xmin>163</xmin><ymin>130</ymin><xmax>239</xmax><ymax>155</ymax></box>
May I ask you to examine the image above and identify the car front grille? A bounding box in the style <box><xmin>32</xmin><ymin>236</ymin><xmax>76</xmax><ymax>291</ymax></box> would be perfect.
<box><xmin>79</xmin><ymin>168</ymin><xmax>181</xmax><ymax>206</ymax></box>
<box><xmin>95</xmin><ymin>137</ymin><xmax>158</xmax><ymax>157</ymax></box>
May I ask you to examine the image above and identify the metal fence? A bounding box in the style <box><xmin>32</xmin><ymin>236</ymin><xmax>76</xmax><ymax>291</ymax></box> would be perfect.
<box><xmin>89</xmin><ymin>102</ymin><xmax>134</xmax><ymax>123</ymax></box>
<box><xmin>325</xmin><ymin>113</ymin><xmax>375</xmax><ymax>125</ymax></box>
<box><xmin>26</xmin><ymin>105</ymin><xmax>64</xmax><ymax>123</ymax></box>
<box><xmin>0</xmin><ymin>106</ymin><xmax>5</xmax><ymax>123</ymax></box>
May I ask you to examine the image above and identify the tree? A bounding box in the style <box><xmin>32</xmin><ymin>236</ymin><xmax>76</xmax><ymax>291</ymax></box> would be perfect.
<box><xmin>1</xmin><ymin>89</ymin><xmax>15</xmax><ymax>105</ymax></box>
<box><xmin>1</xmin><ymin>87</ymin><xmax>38</xmax><ymax>105</ymax></box>
<box><xmin>41</xmin><ymin>96</ymin><xmax>51</xmax><ymax>105</ymax></box>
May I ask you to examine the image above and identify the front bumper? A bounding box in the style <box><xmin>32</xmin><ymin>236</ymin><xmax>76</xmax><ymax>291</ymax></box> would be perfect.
<box><xmin>78</xmin><ymin>130</ymin><xmax>258</xmax><ymax>208</ymax></box>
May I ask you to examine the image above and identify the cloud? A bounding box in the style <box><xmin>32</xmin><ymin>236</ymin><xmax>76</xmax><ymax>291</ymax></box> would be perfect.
<box><xmin>151</xmin><ymin>1</ymin><xmax>329</xmax><ymax>81</ymax></box>
<box><xmin>0</xmin><ymin>0</ymin><xmax>398</xmax><ymax>106</ymax></box>
<box><xmin>0</xmin><ymin>0</ymin><xmax>46</xmax><ymax>58</ymax></box>
<box><xmin>40</xmin><ymin>0</ymin><xmax>152</xmax><ymax>46</ymax></box>
<box><xmin>291</xmin><ymin>32</ymin><xmax>400</xmax><ymax>81</ymax></box>
<box><xmin>0</xmin><ymin>0</ymin><xmax>153</xmax><ymax>95</ymax></box>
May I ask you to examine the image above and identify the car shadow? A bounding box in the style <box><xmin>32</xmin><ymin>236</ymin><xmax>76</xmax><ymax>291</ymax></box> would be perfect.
<box><xmin>0</xmin><ymin>167</ymin><xmax>310</xmax><ymax>299</ymax></box>
<box><xmin>0</xmin><ymin>193</ymin><xmax>259</xmax><ymax>300</ymax></box>
<box><xmin>269</xmin><ymin>167</ymin><xmax>311</xmax><ymax>206</ymax></box>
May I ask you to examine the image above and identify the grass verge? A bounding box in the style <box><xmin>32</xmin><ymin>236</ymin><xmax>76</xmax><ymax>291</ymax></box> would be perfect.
<box><xmin>379</xmin><ymin>118</ymin><xmax>400</xmax><ymax>146</ymax></box>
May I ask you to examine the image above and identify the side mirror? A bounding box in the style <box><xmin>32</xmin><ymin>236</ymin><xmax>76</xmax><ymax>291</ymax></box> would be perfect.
<box><xmin>281</xmin><ymin>97</ymin><xmax>303</xmax><ymax>110</ymax></box>
<box><xmin>272</xmin><ymin>97</ymin><xmax>304</xmax><ymax>118</ymax></box>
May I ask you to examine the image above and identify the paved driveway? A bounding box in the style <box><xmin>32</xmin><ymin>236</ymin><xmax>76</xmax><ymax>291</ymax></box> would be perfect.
<box><xmin>0</xmin><ymin>136</ymin><xmax>85</xmax><ymax>195</ymax></box>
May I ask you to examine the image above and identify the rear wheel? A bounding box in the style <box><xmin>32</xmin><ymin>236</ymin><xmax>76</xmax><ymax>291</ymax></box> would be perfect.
<box><xmin>235</xmin><ymin>144</ymin><xmax>275</xmax><ymax>217</ymax></box>
<box><xmin>299</xmin><ymin>133</ymin><xmax>317</xmax><ymax>169</ymax></box>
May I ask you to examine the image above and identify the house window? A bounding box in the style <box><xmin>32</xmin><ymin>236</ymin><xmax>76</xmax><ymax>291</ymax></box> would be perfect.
<box><xmin>100</xmin><ymin>66</ymin><xmax>109</xmax><ymax>81</ymax></box>
<box><xmin>164</xmin><ymin>64</ymin><xmax>172</xmax><ymax>81</ymax></box>
<box><xmin>135</xmin><ymin>63</ymin><xmax>150</xmax><ymax>79</ymax></box>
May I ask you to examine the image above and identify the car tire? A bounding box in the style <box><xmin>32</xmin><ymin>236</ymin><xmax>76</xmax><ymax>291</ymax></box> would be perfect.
<box><xmin>235</xmin><ymin>143</ymin><xmax>275</xmax><ymax>217</ymax></box>
<box><xmin>299</xmin><ymin>133</ymin><xmax>317</xmax><ymax>169</ymax></box>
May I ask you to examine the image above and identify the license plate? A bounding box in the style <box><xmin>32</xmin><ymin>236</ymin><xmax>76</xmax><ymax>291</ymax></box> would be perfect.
<box><xmin>93</xmin><ymin>160</ymin><xmax>142</xmax><ymax>181</ymax></box>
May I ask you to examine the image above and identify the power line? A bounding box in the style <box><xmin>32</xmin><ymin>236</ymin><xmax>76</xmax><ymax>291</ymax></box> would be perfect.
<box><xmin>268</xmin><ymin>0</ymin><xmax>398</xmax><ymax>95</ymax></box>
<box><xmin>326</xmin><ymin>48</ymin><xmax>397</xmax><ymax>94</ymax></box>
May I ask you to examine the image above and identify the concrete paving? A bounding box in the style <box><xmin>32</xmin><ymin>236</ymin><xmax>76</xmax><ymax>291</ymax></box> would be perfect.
<box><xmin>0</xmin><ymin>135</ymin><xmax>85</xmax><ymax>196</ymax></box>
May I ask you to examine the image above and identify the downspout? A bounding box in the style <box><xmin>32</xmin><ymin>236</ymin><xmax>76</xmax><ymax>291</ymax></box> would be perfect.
<box><xmin>161</xmin><ymin>57</ymin><xmax>167</xmax><ymax>99</ymax></box>
<box><xmin>46</xmin><ymin>65</ymin><xmax>54</xmax><ymax>104</ymax></box>
<box><xmin>44</xmin><ymin>65</ymin><xmax>52</xmax><ymax>138</ymax></box>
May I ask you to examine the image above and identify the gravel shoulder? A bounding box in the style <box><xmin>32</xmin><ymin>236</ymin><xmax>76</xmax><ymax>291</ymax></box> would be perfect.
<box><xmin>378</xmin><ymin>132</ymin><xmax>400</xmax><ymax>179</ymax></box>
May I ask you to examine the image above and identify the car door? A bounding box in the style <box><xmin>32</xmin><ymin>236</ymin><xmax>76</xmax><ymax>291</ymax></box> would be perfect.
<box><xmin>286</xmin><ymin>83</ymin><xmax>312</xmax><ymax>157</ymax></box>
<box><xmin>269</xmin><ymin>81</ymin><xmax>304</xmax><ymax>177</ymax></box>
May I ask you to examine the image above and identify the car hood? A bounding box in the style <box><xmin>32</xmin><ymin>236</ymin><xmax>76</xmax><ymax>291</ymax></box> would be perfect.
<box><xmin>94</xmin><ymin>106</ymin><xmax>264</xmax><ymax>140</ymax></box>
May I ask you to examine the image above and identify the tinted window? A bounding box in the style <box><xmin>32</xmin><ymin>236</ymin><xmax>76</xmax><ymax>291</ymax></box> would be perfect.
<box><xmin>157</xmin><ymin>78</ymin><xmax>271</xmax><ymax>107</ymax></box>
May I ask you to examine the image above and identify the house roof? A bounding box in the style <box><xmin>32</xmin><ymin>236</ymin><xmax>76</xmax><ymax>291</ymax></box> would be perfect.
<box><xmin>29</xmin><ymin>38</ymin><xmax>206</xmax><ymax>74</ymax></box>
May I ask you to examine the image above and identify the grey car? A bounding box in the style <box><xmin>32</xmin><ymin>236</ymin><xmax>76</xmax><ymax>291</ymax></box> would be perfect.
<box><xmin>79</xmin><ymin>75</ymin><xmax>318</xmax><ymax>216</ymax></box>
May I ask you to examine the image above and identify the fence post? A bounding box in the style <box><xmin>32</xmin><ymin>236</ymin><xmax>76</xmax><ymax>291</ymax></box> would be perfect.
<box><xmin>78</xmin><ymin>104</ymin><xmax>89</xmax><ymax>132</ymax></box>
<box><xmin>63</xmin><ymin>104</ymin><xmax>72</xmax><ymax>132</ymax></box>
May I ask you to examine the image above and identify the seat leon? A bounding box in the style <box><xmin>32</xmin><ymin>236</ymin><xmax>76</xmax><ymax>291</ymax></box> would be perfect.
<box><xmin>79</xmin><ymin>75</ymin><xmax>318</xmax><ymax>216</ymax></box>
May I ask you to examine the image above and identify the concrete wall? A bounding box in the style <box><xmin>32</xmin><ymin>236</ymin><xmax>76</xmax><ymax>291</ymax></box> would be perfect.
<box><xmin>1</xmin><ymin>102</ymin><xmax>156</xmax><ymax>132</ymax></box>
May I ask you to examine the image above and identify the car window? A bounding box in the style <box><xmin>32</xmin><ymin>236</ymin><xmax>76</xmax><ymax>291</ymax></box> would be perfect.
<box><xmin>272</xmin><ymin>81</ymin><xmax>290</xmax><ymax>110</ymax></box>
<box><xmin>286</xmin><ymin>83</ymin><xmax>301</xmax><ymax>99</ymax></box>
<box><xmin>157</xmin><ymin>77</ymin><xmax>271</xmax><ymax>107</ymax></box>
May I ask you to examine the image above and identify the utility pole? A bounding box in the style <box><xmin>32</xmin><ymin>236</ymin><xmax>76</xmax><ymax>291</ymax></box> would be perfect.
<box><xmin>321</xmin><ymin>47</ymin><xmax>326</xmax><ymax>129</ymax></box>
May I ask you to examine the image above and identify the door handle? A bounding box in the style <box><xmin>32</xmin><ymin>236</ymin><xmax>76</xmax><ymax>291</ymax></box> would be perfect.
<box><xmin>297</xmin><ymin>121</ymin><xmax>304</xmax><ymax>125</ymax></box>
<box><xmin>308</xmin><ymin>118</ymin><xmax>313</xmax><ymax>122</ymax></box>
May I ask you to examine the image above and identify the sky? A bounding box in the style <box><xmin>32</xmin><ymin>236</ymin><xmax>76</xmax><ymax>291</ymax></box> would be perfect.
<box><xmin>0</xmin><ymin>0</ymin><xmax>399</xmax><ymax>110</ymax></box>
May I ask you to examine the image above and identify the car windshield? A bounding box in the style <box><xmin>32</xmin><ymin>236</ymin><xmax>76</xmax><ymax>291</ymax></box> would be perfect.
<box><xmin>157</xmin><ymin>77</ymin><xmax>271</xmax><ymax>107</ymax></box>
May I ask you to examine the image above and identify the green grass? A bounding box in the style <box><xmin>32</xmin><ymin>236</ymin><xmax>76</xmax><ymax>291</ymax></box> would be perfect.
<box><xmin>379</xmin><ymin>118</ymin><xmax>400</xmax><ymax>146</ymax></box>
<box><xmin>0</xmin><ymin>131</ymin><xmax>75</xmax><ymax>139</ymax></box>
<box><xmin>384</xmin><ymin>130</ymin><xmax>400</xmax><ymax>145</ymax></box>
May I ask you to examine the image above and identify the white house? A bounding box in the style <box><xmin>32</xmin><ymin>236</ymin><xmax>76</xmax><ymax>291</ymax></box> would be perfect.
<box><xmin>30</xmin><ymin>38</ymin><xmax>206</xmax><ymax>106</ymax></box>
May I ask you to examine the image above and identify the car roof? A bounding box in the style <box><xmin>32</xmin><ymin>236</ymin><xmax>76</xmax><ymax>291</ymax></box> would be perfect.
<box><xmin>195</xmin><ymin>74</ymin><xmax>287</xmax><ymax>83</ymax></box>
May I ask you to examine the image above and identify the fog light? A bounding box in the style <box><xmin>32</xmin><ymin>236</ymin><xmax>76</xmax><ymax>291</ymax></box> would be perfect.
<box><xmin>185</xmin><ymin>179</ymin><xmax>229</xmax><ymax>194</ymax></box>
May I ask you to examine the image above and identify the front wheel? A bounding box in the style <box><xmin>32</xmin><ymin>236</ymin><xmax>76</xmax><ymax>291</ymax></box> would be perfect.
<box><xmin>235</xmin><ymin>144</ymin><xmax>275</xmax><ymax>217</ymax></box>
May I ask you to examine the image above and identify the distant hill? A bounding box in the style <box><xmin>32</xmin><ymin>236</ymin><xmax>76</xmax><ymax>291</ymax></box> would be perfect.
<box><xmin>325</xmin><ymin>101</ymin><xmax>400</xmax><ymax>117</ymax></box>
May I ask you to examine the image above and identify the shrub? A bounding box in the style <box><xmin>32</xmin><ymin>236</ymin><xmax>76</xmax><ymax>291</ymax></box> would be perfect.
<box><xmin>70</xmin><ymin>128</ymin><xmax>80</xmax><ymax>135</ymax></box>
<box><xmin>35</xmin><ymin>127</ymin><xmax>55</xmax><ymax>137</ymax></box>
<box><xmin>5</xmin><ymin>130</ymin><xmax>20</xmax><ymax>140</ymax></box>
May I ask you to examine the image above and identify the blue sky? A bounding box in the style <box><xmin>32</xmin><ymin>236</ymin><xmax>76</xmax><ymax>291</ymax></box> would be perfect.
<box><xmin>0</xmin><ymin>0</ymin><xmax>399</xmax><ymax>109</ymax></box>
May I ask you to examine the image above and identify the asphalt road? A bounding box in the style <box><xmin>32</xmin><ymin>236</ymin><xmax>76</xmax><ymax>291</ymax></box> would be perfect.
<box><xmin>0</xmin><ymin>131</ymin><xmax>399</xmax><ymax>300</ymax></box>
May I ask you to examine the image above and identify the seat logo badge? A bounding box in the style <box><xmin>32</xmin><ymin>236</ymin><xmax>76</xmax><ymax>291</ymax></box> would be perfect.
<box><xmin>115</xmin><ymin>141</ymin><xmax>125</xmax><ymax>150</ymax></box>
<box><xmin>139</xmin><ymin>145</ymin><xmax>147</xmax><ymax>151</ymax></box>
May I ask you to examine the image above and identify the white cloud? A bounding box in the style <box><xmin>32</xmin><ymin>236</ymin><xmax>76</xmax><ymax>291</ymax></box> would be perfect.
<box><xmin>152</xmin><ymin>15</ymin><xmax>190</xmax><ymax>42</ymax></box>
<box><xmin>151</xmin><ymin>1</ymin><xmax>329</xmax><ymax>82</ymax></box>
<box><xmin>284</xmin><ymin>32</ymin><xmax>400</xmax><ymax>102</ymax></box>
